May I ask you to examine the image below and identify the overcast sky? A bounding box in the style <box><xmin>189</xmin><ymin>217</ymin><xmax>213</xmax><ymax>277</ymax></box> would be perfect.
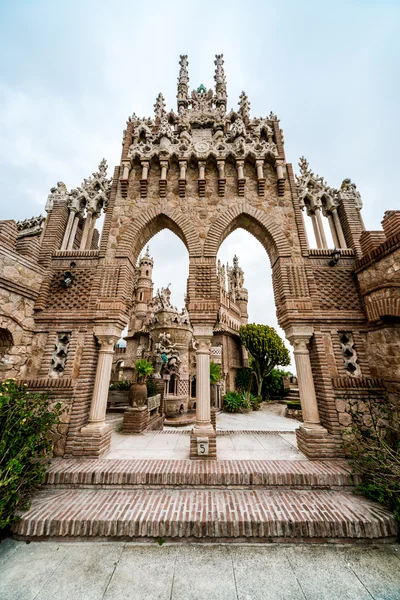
<box><xmin>1</xmin><ymin>0</ymin><xmax>399</xmax><ymax>370</ymax></box>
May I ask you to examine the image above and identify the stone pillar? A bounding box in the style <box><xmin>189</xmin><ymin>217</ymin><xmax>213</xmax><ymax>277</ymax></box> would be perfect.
<box><xmin>190</xmin><ymin>326</ymin><xmax>217</xmax><ymax>459</ymax></box>
<box><xmin>315</xmin><ymin>208</ymin><xmax>328</xmax><ymax>249</ymax></box>
<box><xmin>80</xmin><ymin>210</ymin><xmax>94</xmax><ymax>250</ymax></box>
<box><xmin>67</xmin><ymin>214</ymin><xmax>80</xmax><ymax>250</ymax></box>
<box><xmin>286</xmin><ymin>326</ymin><xmax>337</xmax><ymax>460</ymax></box>
<box><xmin>331</xmin><ymin>208</ymin><xmax>347</xmax><ymax>248</ymax></box>
<box><xmin>310</xmin><ymin>211</ymin><xmax>323</xmax><ymax>249</ymax></box>
<box><xmin>61</xmin><ymin>209</ymin><xmax>76</xmax><ymax>251</ymax></box>
<box><xmin>327</xmin><ymin>213</ymin><xmax>340</xmax><ymax>248</ymax></box>
<box><xmin>76</xmin><ymin>325</ymin><xmax>122</xmax><ymax>458</ymax></box>
<box><xmin>87</xmin><ymin>334</ymin><xmax>118</xmax><ymax>426</ymax></box>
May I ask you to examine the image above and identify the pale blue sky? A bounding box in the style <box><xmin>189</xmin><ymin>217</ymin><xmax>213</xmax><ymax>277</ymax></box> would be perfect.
<box><xmin>1</xmin><ymin>0</ymin><xmax>399</xmax><ymax>365</ymax></box>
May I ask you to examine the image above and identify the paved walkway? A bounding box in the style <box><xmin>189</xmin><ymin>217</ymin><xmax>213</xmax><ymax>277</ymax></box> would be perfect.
<box><xmin>1</xmin><ymin>540</ymin><xmax>399</xmax><ymax>599</ymax></box>
<box><xmin>106</xmin><ymin>404</ymin><xmax>304</xmax><ymax>461</ymax></box>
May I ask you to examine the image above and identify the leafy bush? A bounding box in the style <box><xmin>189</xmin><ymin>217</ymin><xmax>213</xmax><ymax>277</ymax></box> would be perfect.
<box><xmin>135</xmin><ymin>359</ymin><xmax>153</xmax><ymax>382</ymax></box>
<box><xmin>109</xmin><ymin>380</ymin><xmax>132</xmax><ymax>391</ymax></box>
<box><xmin>286</xmin><ymin>401</ymin><xmax>301</xmax><ymax>410</ymax></box>
<box><xmin>223</xmin><ymin>391</ymin><xmax>245</xmax><ymax>413</ymax></box>
<box><xmin>146</xmin><ymin>378</ymin><xmax>158</xmax><ymax>397</ymax></box>
<box><xmin>250</xmin><ymin>395</ymin><xmax>262</xmax><ymax>411</ymax></box>
<box><xmin>210</xmin><ymin>361</ymin><xmax>222</xmax><ymax>385</ymax></box>
<box><xmin>263</xmin><ymin>369</ymin><xmax>291</xmax><ymax>400</ymax></box>
<box><xmin>343</xmin><ymin>389</ymin><xmax>400</xmax><ymax>523</ymax></box>
<box><xmin>0</xmin><ymin>379</ymin><xmax>63</xmax><ymax>530</ymax></box>
<box><xmin>235</xmin><ymin>368</ymin><xmax>256</xmax><ymax>394</ymax></box>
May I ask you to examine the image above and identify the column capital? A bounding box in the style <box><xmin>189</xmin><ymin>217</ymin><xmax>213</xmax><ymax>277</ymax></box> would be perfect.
<box><xmin>93</xmin><ymin>324</ymin><xmax>121</xmax><ymax>350</ymax></box>
<box><xmin>193</xmin><ymin>325</ymin><xmax>214</xmax><ymax>341</ymax></box>
<box><xmin>285</xmin><ymin>325</ymin><xmax>314</xmax><ymax>346</ymax></box>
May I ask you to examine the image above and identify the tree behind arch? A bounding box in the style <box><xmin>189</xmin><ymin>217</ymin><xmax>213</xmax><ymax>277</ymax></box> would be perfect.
<box><xmin>239</xmin><ymin>324</ymin><xmax>290</xmax><ymax>397</ymax></box>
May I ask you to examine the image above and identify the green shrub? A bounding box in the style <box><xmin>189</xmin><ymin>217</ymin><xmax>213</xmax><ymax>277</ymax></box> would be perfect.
<box><xmin>135</xmin><ymin>359</ymin><xmax>153</xmax><ymax>382</ymax></box>
<box><xmin>263</xmin><ymin>369</ymin><xmax>291</xmax><ymax>400</ymax></box>
<box><xmin>109</xmin><ymin>380</ymin><xmax>132</xmax><ymax>391</ymax></box>
<box><xmin>250</xmin><ymin>395</ymin><xmax>263</xmax><ymax>411</ymax></box>
<box><xmin>0</xmin><ymin>379</ymin><xmax>63</xmax><ymax>530</ymax></box>
<box><xmin>146</xmin><ymin>378</ymin><xmax>158</xmax><ymax>397</ymax></box>
<box><xmin>210</xmin><ymin>361</ymin><xmax>222</xmax><ymax>385</ymax></box>
<box><xmin>286</xmin><ymin>401</ymin><xmax>301</xmax><ymax>410</ymax></box>
<box><xmin>223</xmin><ymin>391</ymin><xmax>245</xmax><ymax>413</ymax></box>
<box><xmin>235</xmin><ymin>368</ymin><xmax>254</xmax><ymax>393</ymax></box>
<box><xmin>343</xmin><ymin>389</ymin><xmax>400</xmax><ymax>523</ymax></box>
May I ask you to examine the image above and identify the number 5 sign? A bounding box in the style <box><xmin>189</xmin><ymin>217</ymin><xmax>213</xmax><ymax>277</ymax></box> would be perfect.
<box><xmin>197</xmin><ymin>437</ymin><xmax>209</xmax><ymax>456</ymax></box>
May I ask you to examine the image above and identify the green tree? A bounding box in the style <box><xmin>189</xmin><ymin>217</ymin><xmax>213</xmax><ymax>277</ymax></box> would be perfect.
<box><xmin>239</xmin><ymin>324</ymin><xmax>290</xmax><ymax>397</ymax></box>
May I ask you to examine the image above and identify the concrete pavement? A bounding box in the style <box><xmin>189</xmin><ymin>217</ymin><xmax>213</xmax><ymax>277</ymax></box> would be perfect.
<box><xmin>1</xmin><ymin>540</ymin><xmax>399</xmax><ymax>600</ymax></box>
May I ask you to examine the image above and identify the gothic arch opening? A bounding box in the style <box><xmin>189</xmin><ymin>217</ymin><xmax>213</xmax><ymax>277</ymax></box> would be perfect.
<box><xmin>216</xmin><ymin>229</ymin><xmax>294</xmax><ymax>399</ymax></box>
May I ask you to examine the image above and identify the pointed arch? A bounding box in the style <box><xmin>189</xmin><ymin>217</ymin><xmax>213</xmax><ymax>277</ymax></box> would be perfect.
<box><xmin>204</xmin><ymin>203</ymin><xmax>292</xmax><ymax>265</ymax></box>
<box><xmin>116</xmin><ymin>205</ymin><xmax>202</xmax><ymax>264</ymax></box>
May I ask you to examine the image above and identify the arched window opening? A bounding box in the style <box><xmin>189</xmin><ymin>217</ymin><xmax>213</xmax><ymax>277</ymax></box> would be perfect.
<box><xmin>0</xmin><ymin>328</ymin><xmax>13</xmax><ymax>359</ymax></box>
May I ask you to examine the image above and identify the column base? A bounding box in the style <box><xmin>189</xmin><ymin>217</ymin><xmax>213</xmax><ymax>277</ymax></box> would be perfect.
<box><xmin>72</xmin><ymin>423</ymin><xmax>112</xmax><ymax>458</ymax></box>
<box><xmin>190</xmin><ymin>431</ymin><xmax>217</xmax><ymax>460</ymax></box>
<box><xmin>296</xmin><ymin>425</ymin><xmax>343</xmax><ymax>460</ymax></box>
<box><xmin>123</xmin><ymin>406</ymin><xmax>149</xmax><ymax>434</ymax></box>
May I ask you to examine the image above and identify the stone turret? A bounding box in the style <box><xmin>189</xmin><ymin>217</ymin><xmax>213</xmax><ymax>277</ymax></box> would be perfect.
<box><xmin>135</xmin><ymin>246</ymin><xmax>154</xmax><ymax>320</ymax></box>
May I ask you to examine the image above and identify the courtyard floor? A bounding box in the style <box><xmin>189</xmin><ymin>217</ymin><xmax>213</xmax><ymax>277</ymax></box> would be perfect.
<box><xmin>105</xmin><ymin>403</ymin><xmax>305</xmax><ymax>461</ymax></box>
<box><xmin>1</xmin><ymin>539</ymin><xmax>399</xmax><ymax>600</ymax></box>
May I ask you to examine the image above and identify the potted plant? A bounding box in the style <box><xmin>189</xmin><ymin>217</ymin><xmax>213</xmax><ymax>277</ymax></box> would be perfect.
<box><xmin>129</xmin><ymin>359</ymin><xmax>154</xmax><ymax>407</ymax></box>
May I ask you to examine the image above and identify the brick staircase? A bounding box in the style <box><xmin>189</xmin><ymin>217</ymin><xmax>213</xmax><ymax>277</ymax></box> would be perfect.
<box><xmin>12</xmin><ymin>459</ymin><xmax>398</xmax><ymax>543</ymax></box>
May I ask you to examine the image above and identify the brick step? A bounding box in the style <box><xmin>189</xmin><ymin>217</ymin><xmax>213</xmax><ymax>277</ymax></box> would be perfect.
<box><xmin>43</xmin><ymin>458</ymin><xmax>357</xmax><ymax>490</ymax></box>
<box><xmin>13</xmin><ymin>488</ymin><xmax>397</xmax><ymax>543</ymax></box>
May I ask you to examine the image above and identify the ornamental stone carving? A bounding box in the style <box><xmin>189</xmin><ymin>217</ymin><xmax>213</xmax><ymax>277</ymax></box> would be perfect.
<box><xmin>49</xmin><ymin>332</ymin><xmax>71</xmax><ymax>377</ymax></box>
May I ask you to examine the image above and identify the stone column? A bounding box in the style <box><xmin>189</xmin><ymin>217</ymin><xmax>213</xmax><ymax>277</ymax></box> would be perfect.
<box><xmin>86</xmin><ymin>333</ymin><xmax>119</xmax><ymax>427</ymax></box>
<box><xmin>309</xmin><ymin>211</ymin><xmax>323</xmax><ymax>249</ymax></box>
<box><xmin>67</xmin><ymin>214</ymin><xmax>80</xmax><ymax>250</ymax></box>
<box><xmin>192</xmin><ymin>327</ymin><xmax>214</xmax><ymax>435</ymax></box>
<box><xmin>61</xmin><ymin>209</ymin><xmax>76</xmax><ymax>250</ymax></box>
<box><xmin>315</xmin><ymin>207</ymin><xmax>328</xmax><ymax>249</ymax></box>
<box><xmin>80</xmin><ymin>210</ymin><xmax>94</xmax><ymax>250</ymax></box>
<box><xmin>331</xmin><ymin>208</ymin><xmax>347</xmax><ymax>248</ymax></box>
<box><xmin>286</xmin><ymin>326</ymin><xmax>325</xmax><ymax>429</ymax></box>
<box><xmin>327</xmin><ymin>213</ymin><xmax>340</xmax><ymax>248</ymax></box>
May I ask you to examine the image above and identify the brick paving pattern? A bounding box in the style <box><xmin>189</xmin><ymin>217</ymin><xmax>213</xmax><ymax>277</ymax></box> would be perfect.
<box><xmin>44</xmin><ymin>458</ymin><xmax>356</xmax><ymax>488</ymax></box>
<box><xmin>13</xmin><ymin>488</ymin><xmax>397</xmax><ymax>541</ymax></box>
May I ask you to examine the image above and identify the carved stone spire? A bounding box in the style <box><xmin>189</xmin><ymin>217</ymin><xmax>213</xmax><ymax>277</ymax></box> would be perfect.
<box><xmin>238</xmin><ymin>91</ymin><xmax>251</xmax><ymax>121</ymax></box>
<box><xmin>154</xmin><ymin>93</ymin><xmax>166</xmax><ymax>122</ymax></box>
<box><xmin>177</xmin><ymin>55</ymin><xmax>189</xmax><ymax>113</ymax></box>
<box><xmin>214</xmin><ymin>54</ymin><xmax>227</xmax><ymax>113</ymax></box>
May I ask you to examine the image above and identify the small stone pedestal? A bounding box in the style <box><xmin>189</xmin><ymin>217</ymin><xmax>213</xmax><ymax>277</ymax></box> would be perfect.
<box><xmin>189</xmin><ymin>431</ymin><xmax>217</xmax><ymax>460</ymax></box>
<box><xmin>73</xmin><ymin>424</ymin><xmax>112</xmax><ymax>458</ymax></box>
<box><xmin>296</xmin><ymin>426</ymin><xmax>342</xmax><ymax>459</ymax></box>
<box><xmin>123</xmin><ymin>406</ymin><xmax>148</xmax><ymax>434</ymax></box>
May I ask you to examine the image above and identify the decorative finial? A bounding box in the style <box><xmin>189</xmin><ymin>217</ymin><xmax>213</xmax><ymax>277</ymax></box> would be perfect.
<box><xmin>238</xmin><ymin>91</ymin><xmax>250</xmax><ymax>120</ymax></box>
<box><xmin>268</xmin><ymin>111</ymin><xmax>278</xmax><ymax>121</ymax></box>
<box><xmin>145</xmin><ymin>245</ymin><xmax>150</xmax><ymax>257</ymax></box>
<box><xmin>177</xmin><ymin>55</ymin><xmax>189</xmax><ymax>112</ymax></box>
<box><xmin>154</xmin><ymin>93</ymin><xmax>166</xmax><ymax>121</ymax></box>
<box><xmin>214</xmin><ymin>54</ymin><xmax>227</xmax><ymax>113</ymax></box>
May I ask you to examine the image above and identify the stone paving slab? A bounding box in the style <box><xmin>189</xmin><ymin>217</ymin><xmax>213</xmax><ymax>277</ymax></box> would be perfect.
<box><xmin>1</xmin><ymin>541</ymin><xmax>399</xmax><ymax>600</ymax></box>
<box><xmin>44</xmin><ymin>458</ymin><xmax>355</xmax><ymax>488</ymax></box>
<box><xmin>12</xmin><ymin>488</ymin><xmax>397</xmax><ymax>541</ymax></box>
<box><xmin>107</xmin><ymin>431</ymin><xmax>305</xmax><ymax>460</ymax></box>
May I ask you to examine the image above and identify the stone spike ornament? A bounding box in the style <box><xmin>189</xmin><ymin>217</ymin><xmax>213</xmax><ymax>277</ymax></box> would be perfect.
<box><xmin>214</xmin><ymin>54</ymin><xmax>227</xmax><ymax>112</ymax></box>
<box><xmin>238</xmin><ymin>91</ymin><xmax>251</xmax><ymax>120</ymax></box>
<box><xmin>177</xmin><ymin>55</ymin><xmax>189</xmax><ymax>112</ymax></box>
<box><xmin>154</xmin><ymin>93</ymin><xmax>166</xmax><ymax>121</ymax></box>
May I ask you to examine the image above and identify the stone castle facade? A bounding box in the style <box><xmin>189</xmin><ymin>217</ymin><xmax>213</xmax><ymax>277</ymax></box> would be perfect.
<box><xmin>111</xmin><ymin>246</ymin><xmax>249</xmax><ymax>419</ymax></box>
<box><xmin>0</xmin><ymin>55</ymin><xmax>399</xmax><ymax>459</ymax></box>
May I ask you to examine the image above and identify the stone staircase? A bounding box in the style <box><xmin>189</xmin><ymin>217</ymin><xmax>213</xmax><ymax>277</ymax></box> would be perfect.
<box><xmin>12</xmin><ymin>459</ymin><xmax>398</xmax><ymax>543</ymax></box>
